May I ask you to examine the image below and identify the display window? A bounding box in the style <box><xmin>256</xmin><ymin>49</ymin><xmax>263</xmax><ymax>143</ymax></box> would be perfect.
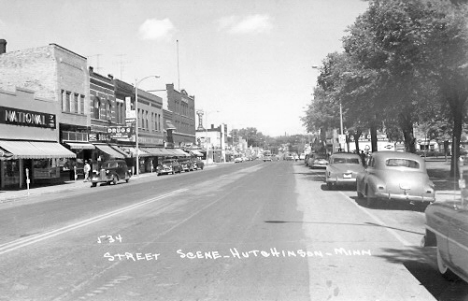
<box><xmin>3</xmin><ymin>160</ymin><xmax>20</xmax><ymax>186</ymax></box>
<box><xmin>33</xmin><ymin>159</ymin><xmax>60</xmax><ymax>179</ymax></box>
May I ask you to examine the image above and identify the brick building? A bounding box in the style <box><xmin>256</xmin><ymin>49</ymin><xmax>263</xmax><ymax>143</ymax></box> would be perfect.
<box><xmin>0</xmin><ymin>41</ymin><xmax>89</xmax><ymax>184</ymax></box>
<box><xmin>165</xmin><ymin>84</ymin><xmax>196</xmax><ymax>148</ymax></box>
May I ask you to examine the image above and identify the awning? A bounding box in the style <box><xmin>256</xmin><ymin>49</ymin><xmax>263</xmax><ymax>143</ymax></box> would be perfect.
<box><xmin>0</xmin><ymin>140</ymin><xmax>76</xmax><ymax>160</ymax></box>
<box><xmin>172</xmin><ymin>149</ymin><xmax>189</xmax><ymax>156</ymax></box>
<box><xmin>65</xmin><ymin>142</ymin><xmax>96</xmax><ymax>150</ymax></box>
<box><xmin>142</xmin><ymin>147</ymin><xmax>177</xmax><ymax>156</ymax></box>
<box><xmin>94</xmin><ymin>144</ymin><xmax>126</xmax><ymax>159</ymax></box>
<box><xmin>118</xmin><ymin>147</ymin><xmax>152</xmax><ymax>157</ymax></box>
<box><xmin>190</xmin><ymin>150</ymin><xmax>204</xmax><ymax>157</ymax></box>
<box><xmin>165</xmin><ymin>120</ymin><xmax>177</xmax><ymax>130</ymax></box>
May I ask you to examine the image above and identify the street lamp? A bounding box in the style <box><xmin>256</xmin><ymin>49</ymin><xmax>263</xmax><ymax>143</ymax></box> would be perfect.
<box><xmin>135</xmin><ymin>75</ymin><xmax>160</xmax><ymax>176</ymax></box>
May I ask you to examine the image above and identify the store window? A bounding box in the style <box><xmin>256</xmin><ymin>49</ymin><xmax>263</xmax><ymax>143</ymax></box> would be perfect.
<box><xmin>3</xmin><ymin>160</ymin><xmax>20</xmax><ymax>186</ymax></box>
<box><xmin>33</xmin><ymin>159</ymin><xmax>59</xmax><ymax>179</ymax></box>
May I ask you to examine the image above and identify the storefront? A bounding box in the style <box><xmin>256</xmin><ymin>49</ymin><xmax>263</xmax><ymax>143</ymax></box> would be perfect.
<box><xmin>0</xmin><ymin>88</ymin><xmax>76</xmax><ymax>189</ymax></box>
<box><xmin>0</xmin><ymin>140</ymin><xmax>76</xmax><ymax>189</ymax></box>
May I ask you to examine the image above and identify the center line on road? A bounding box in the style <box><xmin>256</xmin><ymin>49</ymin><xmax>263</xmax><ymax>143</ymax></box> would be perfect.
<box><xmin>0</xmin><ymin>189</ymin><xmax>188</xmax><ymax>256</ymax></box>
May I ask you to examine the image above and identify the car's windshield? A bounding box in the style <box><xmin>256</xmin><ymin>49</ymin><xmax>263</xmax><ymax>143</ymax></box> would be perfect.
<box><xmin>333</xmin><ymin>158</ymin><xmax>360</xmax><ymax>164</ymax></box>
<box><xmin>386</xmin><ymin>159</ymin><xmax>420</xmax><ymax>169</ymax></box>
<box><xmin>102</xmin><ymin>162</ymin><xmax>118</xmax><ymax>169</ymax></box>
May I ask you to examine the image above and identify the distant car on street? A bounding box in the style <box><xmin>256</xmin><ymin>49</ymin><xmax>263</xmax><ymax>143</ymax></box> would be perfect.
<box><xmin>285</xmin><ymin>154</ymin><xmax>294</xmax><ymax>161</ymax></box>
<box><xmin>157</xmin><ymin>158</ymin><xmax>182</xmax><ymax>175</ymax></box>
<box><xmin>90</xmin><ymin>159</ymin><xmax>131</xmax><ymax>187</ymax></box>
<box><xmin>234</xmin><ymin>157</ymin><xmax>243</xmax><ymax>163</ymax></box>
<box><xmin>309</xmin><ymin>153</ymin><xmax>329</xmax><ymax>169</ymax></box>
<box><xmin>190</xmin><ymin>157</ymin><xmax>204</xmax><ymax>170</ymax></box>
<box><xmin>178</xmin><ymin>157</ymin><xmax>192</xmax><ymax>172</ymax></box>
<box><xmin>356</xmin><ymin>151</ymin><xmax>435</xmax><ymax>207</ymax></box>
<box><xmin>326</xmin><ymin>153</ymin><xmax>364</xmax><ymax>190</ymax></box>
<box><xmin>299</xmin><ymin>153</ymin><xmax>306</xmax><ymax>160</ymax></box>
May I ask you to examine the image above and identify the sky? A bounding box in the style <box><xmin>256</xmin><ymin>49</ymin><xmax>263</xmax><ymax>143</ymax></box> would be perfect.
<box><xmin>0</xmin><ymin>0</ymin><xmax>369</xmax><ymax>137</ymax></box>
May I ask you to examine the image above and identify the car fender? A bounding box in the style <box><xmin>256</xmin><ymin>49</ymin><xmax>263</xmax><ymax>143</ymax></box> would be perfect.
<box><xmin>364</xmin><ymin>174</ymin><xmax>386</xmax><ymax>197</ymax></box>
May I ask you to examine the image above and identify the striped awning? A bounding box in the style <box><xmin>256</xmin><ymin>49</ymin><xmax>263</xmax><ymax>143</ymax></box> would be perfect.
<box><xmin>172</xmin><ymin>149</ymin><xmax>189</xmax><ymax>156</ymax></box>
<box><xmin>142</xmin><ymin>148</ymin><xmax>176</xmax><ymax>156</ymax></box>
<box><xmin>118</xmin><ymin>147</ymin><xmax>152</xmax><ymax>157</ymax></box>
<box><xmin>94</xmin><ymin>144</ymin><xmax>126</xmax><ymax>159</ymax></box>
<box><xmin>0</xmin><ymin>140</ymin><xmax>76</xmax><ymax>160</ymax></box>
<box><xmin>190</xmin><ymin>150</ymin><xmax>204</xmax><ymax>157</ymax></box>
<box><xmin>65</xmin><ymin>142</ymin><xmax>96</xmax><ymax>150</ymax></box>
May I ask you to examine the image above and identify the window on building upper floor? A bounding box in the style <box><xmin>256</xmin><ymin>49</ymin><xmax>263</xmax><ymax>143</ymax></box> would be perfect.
<box><xmin>80</xmin><ymin>95</ymin><xmax>85</xmax><ymax>115</ymax></box>
<box><xmin>73</xmin><ymin>93</ymin><xmax>79</xmax><ymax>114</ymax></box>
<box><xmin>94</xmin><ymin>98</ymin><xmax>101</xmax><ymax>119</ymax></box>
<box><xmin>106</xmin><ymin>101</ymin><xmax>111</xmax><ymax>121</ymax></box>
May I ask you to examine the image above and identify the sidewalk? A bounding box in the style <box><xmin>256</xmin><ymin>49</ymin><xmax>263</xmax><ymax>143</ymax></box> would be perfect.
<box><xmin>0</xmin><ymin>162</ymin><xmax>226</xmax><ymax>204</ymax></box>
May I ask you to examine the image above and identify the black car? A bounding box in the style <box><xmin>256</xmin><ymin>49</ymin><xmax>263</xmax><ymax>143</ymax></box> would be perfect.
<box><xmin>90</xmin><ymin>160</ymin><xmax>131</xmax><ymax>187</ymax></box>
<box><xmin>157</xmin><ymin>158</ymin><xmax>182</xmax><ymax>175</ymax></box>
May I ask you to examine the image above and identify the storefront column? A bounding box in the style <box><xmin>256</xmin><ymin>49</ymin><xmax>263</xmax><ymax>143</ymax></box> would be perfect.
<box><xmin>19</xmin><ymin>159</ymin><xmax>24</xmax><ymax>189</ymax></box>
<box><xmin>0</xmin><ymin>161</ymin><xmax>3</xmax><ymax>189</ymax></box>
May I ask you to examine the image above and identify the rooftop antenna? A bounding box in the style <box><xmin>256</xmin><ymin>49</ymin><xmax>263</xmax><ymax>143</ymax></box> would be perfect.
<box><xmin>86</xmin><ymin>54</ymin><xmax>103</xmax><ymax>73</ymax></box>
<box><xmin>115</xmin><ymin>54</ymin><xmax>128</xmax><ymax>79</ymax></box>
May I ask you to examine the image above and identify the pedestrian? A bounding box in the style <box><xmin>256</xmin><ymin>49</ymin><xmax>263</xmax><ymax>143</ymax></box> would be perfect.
<box><xmin>359</xmin><ymin>150</ymin><xmax>366</xmax><ymax>166</ymax></box>
<box><xmin>83</xmin><ymin>160</ymin><xmax>91</xmax><ymax>182</ymax></box>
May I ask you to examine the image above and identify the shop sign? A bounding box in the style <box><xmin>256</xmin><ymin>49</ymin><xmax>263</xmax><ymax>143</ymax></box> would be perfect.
<box><xmin>89</xmin><ymin>133</ymin><xmax>98</xmax><ymax>142</ymax></box>
<box><xmin>125</xmin><ymin>97</ymin><xmax>135</xmax><ymax>119</ymax></box>
<box><xmin>0</xmin><ymin>106</ymin><xmax>56</xmax><ymax>129</ymax></box>
<box><xmin>108</xmin><ymin>126</ymin><xmax>133</xmax><ymax>138</ymax></box>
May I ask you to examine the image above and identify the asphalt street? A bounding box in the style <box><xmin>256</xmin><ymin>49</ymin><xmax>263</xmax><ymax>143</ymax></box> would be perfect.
<box><xmin>0</xmin><ymin>160</ymin><xmax>467</xmax><ymax>301</ymax></box>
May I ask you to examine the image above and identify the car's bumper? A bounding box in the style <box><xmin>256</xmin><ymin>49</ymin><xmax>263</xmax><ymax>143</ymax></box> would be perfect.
<box><xmin>90</xmin><ymin>176</ymin><xmax>111</xmax><ymax>183</ymax></box>
<box><xmin>326</xmin><ymin>177</ymin><xmax>357</xmax><ymax>185</ymax></box>
<box><xmin>373</xmin><ymin>191</ymin><xmax>435</xmax><ymax>202</ymax></box>
<box><xmin>312</xmin><ymin>164</ymin><xmax>328</xmax><ymax>169</ymax></box>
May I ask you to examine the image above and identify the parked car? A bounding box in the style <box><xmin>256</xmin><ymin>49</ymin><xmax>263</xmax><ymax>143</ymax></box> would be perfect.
<box><xmin>263</xmin><ymin>155</ymin><xmax>273</xmax><ymax>162</ymax></box>
<box><xmin>285</xmin><ymin>153</ymin><xmax>294</xmax><ymax>161</ymax></box>
<box><xmin>190</xmin><ymin>157</ymin><xmax>204</xmax><ymax>170</ymax></box>
<box><xmin>356</xmin><ymin>151</ymin><xmax>435</xmax><ymax>207</ymax></box>
<box><xmin>178</xmin><ymin>157</ymin><xmax>192</xmax><ymax>172</ymax></box>
<box><xmin>424</xmin><ymin>197</ymin><xmax>468</xmax><ymax>284</ymax></box>
<box><xmin>234</xmin><ymin>157</ymin><xmax>243</xmax><ymax>163</ymax></box>
<box><xmin>90</xmin><ymin>159</ymin><xmax>131</xmax><ymax>187</ymax></box>
<box><xmin>326</xmin><ymin>153</ymin><xmax>365</xmax><ymax>190</ymax></box>
<box><xmin>157</xmin><ymin>158</ymin><xmax>182</xmax><ymax>176</ymax></box>
<box><xmin>299</xmin><ymin>153</ymin><xmax>306</xmax><ymax>160</ymax></box>
<box><xmin>309</xmin><ymin>153</ymin><xmax>329</xmax><ymax>169</ymax></box>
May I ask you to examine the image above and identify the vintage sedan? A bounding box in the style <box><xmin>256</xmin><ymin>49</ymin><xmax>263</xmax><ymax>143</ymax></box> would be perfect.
<box><xmin>90</xmin><ymin>159</ymin><xmax>131</xmax><ymax>187</ymax></box>
<box><xmin>326</xmin><ymin>153</ymin><xmax>364</xmax><ymax>189</ymax></box>
<box><xmin>190</xmin><ymin>157</ymin><xmax>204</xmax><ymax>170</ymax></box>
<box><xmin>178</xmin><ymin>157</ymin><xmax>192</xmax><ymax>172</ymax></box>
<box><xmin>424</xmin><ymin>195</ymin><xmax>468</xmax><ymax>284</ymax></box>
<box><xmin>309</xmin><ymin>153</ymin><xmax>329</xmax><ymax>169</ymax></box>
<box><xmin>157</xmin><ymin>158</ymin><xmax>182</xmax><ymax>176</ymax></box>
<box><xmin>356</xmin><ymin>151</ymin><xmax>435</xmax><ymax>207</ymax></box>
